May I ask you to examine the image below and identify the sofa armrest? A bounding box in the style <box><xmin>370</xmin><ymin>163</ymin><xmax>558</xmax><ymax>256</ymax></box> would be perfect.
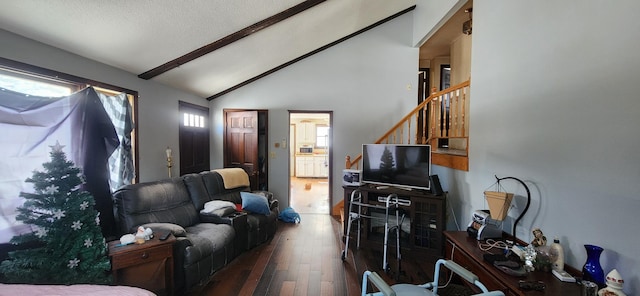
<box><xmin>138</xmin><ymin>222</ymin><xmax>187</xmax><ymax>237</ymax></box>
<box><xmin>199</xmin><ymin>206</ymin><xmax>237</xmax><ymax>224</ymax></box>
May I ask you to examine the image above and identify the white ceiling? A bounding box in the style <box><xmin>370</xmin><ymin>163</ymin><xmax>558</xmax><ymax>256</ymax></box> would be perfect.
<box><xmin>0</xmin><ymin>0</ymin><xmax>416</xmax><ymax>99</ymax></box>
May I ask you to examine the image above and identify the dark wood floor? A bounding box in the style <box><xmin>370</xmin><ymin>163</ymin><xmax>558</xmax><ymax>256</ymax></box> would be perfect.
<box><xmin>190</xmin><ymin>213</ymin><xmax>439</xmax><ymax>296</ymax></box>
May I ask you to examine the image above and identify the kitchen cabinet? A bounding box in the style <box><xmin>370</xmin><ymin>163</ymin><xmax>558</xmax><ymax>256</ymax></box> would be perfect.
<box><xmin>313</xmin><ymin>155</ymin><xmax>329</xmax><ymax>177</ymax></box>
<box><xmin>295</xmin><ymin>156</ymin><xmax>314</xmax><ymax>177</ymax></box>
<box><xmin>296</xmin><ymin>122</ymin><xmax>316</xmax><ymax>144</ymax></box>
<box><xmin>295</xmin><ymin>155</ymin><xmax>328</xmax><ymax>177</ymax></box>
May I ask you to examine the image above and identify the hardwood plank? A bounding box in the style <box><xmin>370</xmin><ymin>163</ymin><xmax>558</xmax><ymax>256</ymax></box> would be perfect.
<box><xmin>294</xmin><ymin>263</ymin><xmax>310</xmax><ymax>296</ymax></box>
<box><xmin>321</xmin><ymin>281</ymin><xmax>334</xmax><ymax>296</ymax></box>
<box><xmin>279</xmin><ymin>281</ymin><xmax>296</xmax><ymax>296</ymax></box>
<box><xmin>265</xmin><ymin>270</ymin><xmax>289</xmax><ymax>296</ymax></box>
<box><xmin>199</xmin><ymin>214</ymin><xmax>437</xmax><ymax>296</ymax></box>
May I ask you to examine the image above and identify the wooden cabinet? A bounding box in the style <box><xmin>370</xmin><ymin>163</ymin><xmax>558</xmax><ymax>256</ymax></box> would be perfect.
<box><xmin>342</xmin><ymin>185</ymin><xmax>446</xmax><ymax>259</ymax></box>
<box><xmin>444</xmin><ymin>231</ymin><xmax>582</xmax><ymax>296</ymax></box>
<box><xmin>109</xmin><ymin>236</ymin><xmax>175</xmax><ymax>296</ymax></box>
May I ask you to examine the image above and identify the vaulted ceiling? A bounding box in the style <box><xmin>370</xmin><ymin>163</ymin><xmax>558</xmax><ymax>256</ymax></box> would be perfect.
<box><xmin>0</xmin><ymin>0</ymin><xmax>416</xmax><ymax>100</ymax></box>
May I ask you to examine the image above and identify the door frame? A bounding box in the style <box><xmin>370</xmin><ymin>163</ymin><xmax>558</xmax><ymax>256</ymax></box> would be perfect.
<box><xmin>288</xmin><ymin>110</ymin><xmax>333</xmax><ymax>214</ymax></box>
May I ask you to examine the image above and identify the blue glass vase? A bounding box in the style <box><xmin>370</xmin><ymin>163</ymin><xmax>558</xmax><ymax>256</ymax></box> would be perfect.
<box><xmin>582</xmin><ymin>244</ymin><xmax>605</xmax><ymax>288</ymax></box>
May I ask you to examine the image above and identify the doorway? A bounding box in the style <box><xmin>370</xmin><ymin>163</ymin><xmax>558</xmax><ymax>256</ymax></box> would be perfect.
<box><xmin>289</xmin><ymin>111</ymin><xmax>332</xmax><ymax>215</ymax></box>
<box><xmin>179</xmin><ymin>101</ymin><xmax>210</xmax><ymax>176</ymax></box>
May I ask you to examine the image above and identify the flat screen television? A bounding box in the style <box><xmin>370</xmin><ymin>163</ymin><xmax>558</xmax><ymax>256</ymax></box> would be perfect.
<box><xmin>361</xmin><ymin>144</ymin><xmax>431</xmax><ymax>191</ymax></box>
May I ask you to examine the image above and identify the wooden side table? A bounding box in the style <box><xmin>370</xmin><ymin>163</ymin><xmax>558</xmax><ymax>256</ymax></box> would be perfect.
<box><xmin>444</xmin><ymin>231</ymin><xmax>581</xmax><ymax>295</ymax></box>
<box><xmin>108</xmin><ymin>235</ymin><xmax>176</xmax><ymax>296</ymax></box>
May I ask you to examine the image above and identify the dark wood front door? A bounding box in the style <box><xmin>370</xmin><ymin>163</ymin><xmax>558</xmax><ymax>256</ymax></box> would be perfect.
<box><xmin>179</xmin><ymin>101</ymin><xmax>210</xmax><ymax>175</ymax></box>
<box><xmin>224</xmin><ymin>110</ymin><xmax>260</xmax><ymax>190</ymax></box>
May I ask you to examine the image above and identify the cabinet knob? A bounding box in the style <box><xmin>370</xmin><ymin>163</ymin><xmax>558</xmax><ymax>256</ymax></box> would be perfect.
<box><xmin>141</xmin><ymin>252</ymin><xmax>149</xmax><ymax>259</ymax></box>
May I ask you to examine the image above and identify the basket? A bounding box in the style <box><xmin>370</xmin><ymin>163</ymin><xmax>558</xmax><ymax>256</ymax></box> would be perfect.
<box><xmin>484</xmin><ymin>191</ymin><xmax>513</xmax><ymax>221</ymax></box>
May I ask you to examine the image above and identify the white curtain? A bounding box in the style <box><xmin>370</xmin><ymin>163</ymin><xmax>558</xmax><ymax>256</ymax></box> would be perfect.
<box><xmin>0</xmin><ymin>86</ymin><xmax>129</xmax><ymax>241</ymax></box>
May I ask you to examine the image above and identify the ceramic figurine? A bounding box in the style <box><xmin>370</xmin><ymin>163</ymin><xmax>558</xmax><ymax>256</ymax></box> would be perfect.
<box><xmin>135</xmin><ymin>226</ymin><xmax>153</xmax><ymax>243</ymax></box>
<box><xmin>531</xmin><ymin>228</ymin><xmax>547</xmax><ymax>247</ymax></box>
<box><xmin>598</xmin><ymin>269</ymin><xmax>626</xmax><ymax>296</ymax></box>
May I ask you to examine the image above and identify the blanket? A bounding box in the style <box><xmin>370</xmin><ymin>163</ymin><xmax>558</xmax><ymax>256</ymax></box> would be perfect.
<box><xmin>0</xmin><ymin>284</ymin><xmax>156</xmax><ymax>296</ymax></box>
<box><xmin>213</xmin><ymin>168</ymin><xmax>250</xmax><ymax>189</ymax></box>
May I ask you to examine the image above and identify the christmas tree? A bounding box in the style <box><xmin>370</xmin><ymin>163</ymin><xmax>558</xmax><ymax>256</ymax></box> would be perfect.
<box><xmin>379</xmin><ymin>146</ymin><xmax>396</xmax><ymax>181</ymax></box>
<box><xmin>0</xmin><ymin>141</ymin><xmax>111</xmax><ymax>284</ymax></box>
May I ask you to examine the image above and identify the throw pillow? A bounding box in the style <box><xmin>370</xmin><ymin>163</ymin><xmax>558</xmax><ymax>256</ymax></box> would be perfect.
<box><xmin>240</xmin><ymin>191</ymin><xmax>270</xmax><ymax>215</ymax></box>
<box><xmin>202</xmin><ymin>200</ymin><xmax>236</xmax><ymax>211</ymax></box>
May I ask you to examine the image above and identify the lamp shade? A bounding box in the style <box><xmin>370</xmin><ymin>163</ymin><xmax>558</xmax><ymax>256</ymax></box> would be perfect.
<box><xmin>484</xmin><ymin>191</ymin><xmax>513</xmax><ymax>221</ymax></box>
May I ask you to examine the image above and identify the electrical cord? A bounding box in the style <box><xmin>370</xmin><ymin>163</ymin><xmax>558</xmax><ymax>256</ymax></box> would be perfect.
<box><xmin>477</xmin><ymin>239</ymin><xmax>510</xmax><ymax>252</ymax></box>
<box><xmin>437</xmin><ymin>244</ymin><xmax>457</xmax><ymax>289</ymax></box>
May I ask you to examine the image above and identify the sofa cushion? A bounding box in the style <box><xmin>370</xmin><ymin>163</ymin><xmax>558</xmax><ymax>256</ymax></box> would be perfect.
<box><xmin>241</xmin><ymin>192</ymin><xmax>270</xmax><ymax>215</ymax></box>
<box><xmin>183</xmin><ymin>224</ymin><xmax>234</xmax><ymax>264</ymax></box>
<box><xmin>182</xmin><ymin>173</ymin><xmax>209</xmax><ymax>210</ymax></box>
<box><xmin>200</xmin><ymin>171</ymin><xmax>247</xmax><ymax>204</ymax></box>
<box><xmin>114</xmin><ymin>178</ymin><xmax>199</xmax><ymax>233</ymax></box>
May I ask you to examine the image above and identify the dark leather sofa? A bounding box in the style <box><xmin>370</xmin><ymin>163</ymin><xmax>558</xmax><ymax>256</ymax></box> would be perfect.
<box><xmin>113</xmin><ymin>169</ymin><xmax>279</xmax><ymax>293</ymax></box>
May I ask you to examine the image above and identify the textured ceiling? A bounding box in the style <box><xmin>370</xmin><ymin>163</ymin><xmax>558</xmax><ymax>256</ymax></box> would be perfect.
<box><xmin>0</xmin><ymin>0</ymin><xmax>416</xmax><ymax>99</ymax></box>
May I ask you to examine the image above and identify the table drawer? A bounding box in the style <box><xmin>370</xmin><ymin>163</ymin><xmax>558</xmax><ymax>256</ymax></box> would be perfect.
<box><xmin>112</xmin><ymin>244</ymin><xmax>172</xmax><ymax>270</ymax></box>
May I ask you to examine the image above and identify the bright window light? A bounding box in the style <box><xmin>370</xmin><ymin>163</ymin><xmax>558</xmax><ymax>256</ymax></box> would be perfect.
<box><xmin>0</xmin><ymin>73</ymin><xmax>72</xmax><ymax>97</ymax></box>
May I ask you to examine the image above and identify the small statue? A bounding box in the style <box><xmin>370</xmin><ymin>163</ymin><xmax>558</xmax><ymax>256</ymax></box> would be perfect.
<box><xmin>135</xmin><ymin>226</ymin><xmax>153</xmax><ymax>244</ymax></box>
<box><xmin>598</xmin><ymin>269</ymin><xmax>627</xmax><ymax>296</ymax></box>
<box><xmin>531</xmin><ymin>228</ymin><xmax>547</xmax><ymax>247</ymax></box>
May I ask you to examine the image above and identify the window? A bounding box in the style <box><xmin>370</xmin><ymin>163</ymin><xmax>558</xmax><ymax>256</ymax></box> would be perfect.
<box><xmin>0</xmin><ymin>57</ymin><xmax>139</xmax><ymax>239</ymax></box>
<box><xmin>0</xmin><ymin>57</ymin><xmax>138</xmax><ymax>185</ymax></box>
<box><xmin>0</xmin><ymin>71</ymin><xmax>73</xmax><ymax>97</ymax></box>
<box><xmin>316</xmin><ymin>125</ymin><xmax>329</xmax><ymax>148</ymax></box>
<box><xmin>183</xmin><ymin>112</ymin><xmax>206</xmax><ymax>128</ymax></box>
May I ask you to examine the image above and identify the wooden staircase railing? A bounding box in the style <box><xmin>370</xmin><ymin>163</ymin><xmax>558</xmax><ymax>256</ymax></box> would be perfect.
<box><xmin>333</xmin><ymin>80</ymin><xmax>470</xmax><ymax>217</ymax></box>
<box><xmin>345</xmin><ymin>80</ymin><xmax>470</xmax><ymax>169</ymax></box>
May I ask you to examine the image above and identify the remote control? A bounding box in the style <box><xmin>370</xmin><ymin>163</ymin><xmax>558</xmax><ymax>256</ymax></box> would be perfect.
<box><xmin>159</xmin><ymin>231</ymin><xmax>171</xmax><ymax>241</ymax></box>
<box><xmin>552</xmin><ymin>269</ymin><xmax>575</xmax><ymax>282</ymax></box>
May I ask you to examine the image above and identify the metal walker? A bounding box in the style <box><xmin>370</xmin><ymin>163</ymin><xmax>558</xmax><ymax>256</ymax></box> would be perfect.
<box><xmin>341</xmin><ymin>189</ymin><xmax>405</xmax><ymax>274</ymax></box>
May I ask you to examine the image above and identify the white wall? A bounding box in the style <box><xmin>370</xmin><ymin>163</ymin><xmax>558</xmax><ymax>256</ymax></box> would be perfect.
<box><xmin>0</xmin><ymin>29</ymin><xmax>207</xmax><ymax>183</ymax></box>
<box><xmin>412</xmin><ymin>0</ymin><xmax>466</xmax><ymax>47</ymax></box>
<box><xmin>209</xmin><ymin>13</ymin><xmax>419</xmax><ymax>210</ymax></box>
<box><xmin>461</xmin><ymin>1</ymin><xmax>639</xmax><ymax>292</ymax></box>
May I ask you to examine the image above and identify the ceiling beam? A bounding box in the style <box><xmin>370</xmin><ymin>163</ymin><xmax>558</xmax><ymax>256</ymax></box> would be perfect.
<box><xmin>138</xmin><ymin>0</ymin><xmax>326</xmax><ymax>80</ymax></box>
<box><xmin>207</xmin><ymin>5</ymin><xmax>416</xmax><ymax>100</ymax></box>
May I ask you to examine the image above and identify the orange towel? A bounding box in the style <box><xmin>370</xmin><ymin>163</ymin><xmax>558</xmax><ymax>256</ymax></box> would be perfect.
<box><xmin>213</xmin><ymin>168</ymin><xmax>250</xmax><ymax>189</ymax></box>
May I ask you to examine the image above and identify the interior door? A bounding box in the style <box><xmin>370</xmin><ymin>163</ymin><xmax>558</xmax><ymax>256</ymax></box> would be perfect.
<box><xmin>179</xmin><ymin>101</ymin><xmax>210</xmax><ymax>175</ymax></box>
<box><xmin>224</xmin><ymin>110</ymin><xmax>259</xmax><ymax>190</ymax></box>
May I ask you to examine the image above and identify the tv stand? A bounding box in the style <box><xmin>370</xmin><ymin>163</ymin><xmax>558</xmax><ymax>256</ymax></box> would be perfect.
<box><xmin>342</xmin><ymin>185</ymin><xmax>446</xmax><ymax>259</ymax></box>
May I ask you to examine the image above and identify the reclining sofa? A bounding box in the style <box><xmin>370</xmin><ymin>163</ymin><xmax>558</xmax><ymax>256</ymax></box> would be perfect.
<box><xmin>113</xmin><ymin>168</ymin><xmax>279</xmax><ymax>293</ymax></box>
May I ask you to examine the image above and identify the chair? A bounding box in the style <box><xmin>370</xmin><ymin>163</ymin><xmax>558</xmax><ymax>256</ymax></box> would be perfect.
<box><xmin>361</xmin><ymin>259</ymin><xmax>505</xmax><ymax>296</ymax></box>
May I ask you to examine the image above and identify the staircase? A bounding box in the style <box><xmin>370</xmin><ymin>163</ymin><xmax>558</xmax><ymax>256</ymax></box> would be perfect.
<box><xmin>332</xmin><ymin>80</ymin><xmax>470</xmax><ymax>217</ymax></box>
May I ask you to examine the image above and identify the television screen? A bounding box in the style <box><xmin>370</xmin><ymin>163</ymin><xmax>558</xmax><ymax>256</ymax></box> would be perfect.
<box><xmin>361</xmin><ymin>144</ymin><xmax>431</xmax><ymax>191</ymax></box>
